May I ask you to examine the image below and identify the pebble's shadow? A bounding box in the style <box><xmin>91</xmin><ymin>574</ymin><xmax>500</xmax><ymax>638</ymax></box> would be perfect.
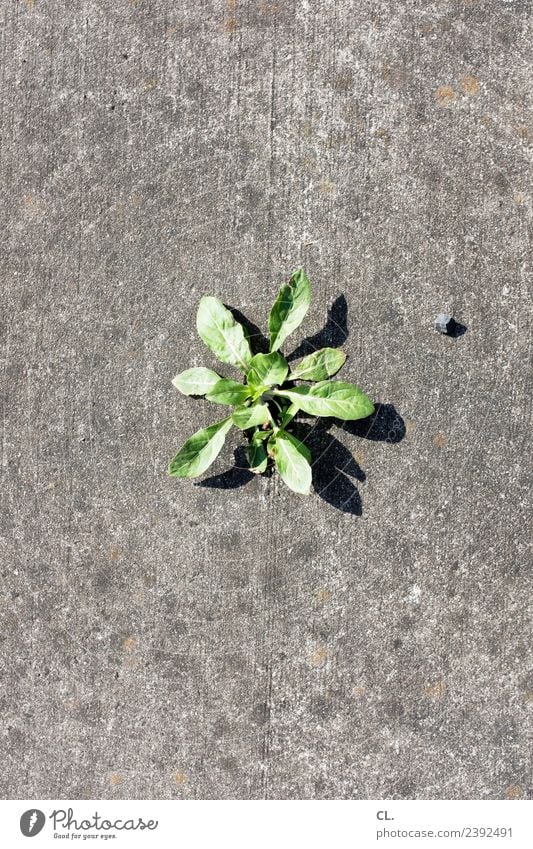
<box><xmin>197</xmin><ymin>296</ymin><xmax>405</xmax><ymax>514</ymax></box>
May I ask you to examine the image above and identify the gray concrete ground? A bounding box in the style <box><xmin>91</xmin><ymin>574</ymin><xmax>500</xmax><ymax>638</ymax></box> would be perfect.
<box><xmin>1</xmin><ymin>0</ymin><xmax>531</xmax><ymax>800</ymax></box>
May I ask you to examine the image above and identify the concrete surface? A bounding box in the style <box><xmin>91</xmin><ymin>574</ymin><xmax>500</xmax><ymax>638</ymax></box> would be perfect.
<box><xmin>1</xmin><ymin>0</ymin><xmax>531</xmax><ymax>800</ymax></box>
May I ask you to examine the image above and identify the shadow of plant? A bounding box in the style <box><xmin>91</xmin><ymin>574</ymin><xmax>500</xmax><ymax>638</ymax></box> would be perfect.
<box><xmin>291</xmin><ymin>421</ymin><xmax>366</xmax><ymax>515</ymax></box>
<box><xmin>196</xmin><ymin>297</ymin><xmax>405</xmax><ymax>514</ymax></box>
<box><xmin>338</xmin><ymin>403</ymin><xmax>406</xmax><ymax>443</ymax></box>
<box><xmin>198</xmin><ymin>405</ymin><xmax>405</xmax><ymax>514</ymax></box>
<box><xmin>291</xmin><ymin>403</ymin><xmax>405</xmax><ymax>514</ymax></box>
<box><xmin>288</xmin><ymin>294</ymin><xmax>348</xmax><ymax>361</ymax></box>
<box><xmin>227</xmin><ymin>307</ymin><xmax>270</xmax><ymax>354</ymax></box>
<box><xmin>197</xmin><ymin>446</ymin><xmax>256</xmax><ymax>489</ymax></box>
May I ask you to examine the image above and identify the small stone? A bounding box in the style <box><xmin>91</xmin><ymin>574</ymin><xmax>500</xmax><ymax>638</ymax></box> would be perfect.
<box><xmin>435</xmin><ymin>313</ymin><xmax>454</xmax><ymax>334</ymax></box>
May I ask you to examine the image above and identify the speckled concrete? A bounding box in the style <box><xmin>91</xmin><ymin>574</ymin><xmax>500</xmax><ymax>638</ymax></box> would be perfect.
<box><xmin>0</xmin><ymin>0</ymin><xmax>531</xmax><ymax>800</ymax></box>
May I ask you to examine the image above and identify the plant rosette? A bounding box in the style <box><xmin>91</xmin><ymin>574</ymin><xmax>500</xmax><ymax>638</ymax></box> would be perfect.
<box><xmin>168</xmin><ymin>269</ymin><xmax>374</xmax><ymax>495</ymax></box>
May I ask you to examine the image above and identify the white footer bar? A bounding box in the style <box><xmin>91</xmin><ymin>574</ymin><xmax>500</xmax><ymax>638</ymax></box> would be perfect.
<box><xmin>2</xmin><ymin>799</ymin><xmax>531</xmax><ymax>848</ymax></box>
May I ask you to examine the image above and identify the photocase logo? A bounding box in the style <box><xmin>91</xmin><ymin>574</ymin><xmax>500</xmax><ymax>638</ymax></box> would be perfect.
<box><xmin>20</xmin><ymin>810</ymin><xmax>46</xmax><ymax>837</ymax></box>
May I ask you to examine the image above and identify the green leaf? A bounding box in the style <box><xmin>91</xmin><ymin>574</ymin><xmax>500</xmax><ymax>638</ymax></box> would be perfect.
<box><xmin>172</xmin><ymin>367</ymin><xmax>221</xmax><ymax>396</ymax></box>
<box><xmin>268</xmin><ymin>269</ymin><xmax>311</xmax><ymax>353</ymax></box>
<box><xmin>271</xmin><ymin>431</ymin><xmax>312</xmax><ymax>494</ymax></box>
<box><xmin>246</xmin><ymin>442</ymin><xmax>268</xmax><ymax>474</ymax></box>
<box><xmin>232</xmin><ymin>403</ymin><xmax>270</xmax><ymax>430</ymax></box>
<box><xmin>251</xmin><ymin>428</ymin><xmax>272</xmax><ymax>445</ymax></box>
<box><xmin>281</xmin><ymin>430</ymin><xmax>312</xmax><ymax>462</ymax></box>
<box><xmin>290</xmin><ymin>348</ymin><xmax>346</xmax><ymax>381</ymax></box>
<box><xmin>206</xmin><ymin>379</ymin><xmax>252</xmax><ymax>406</ymax></box>
<box><xmin>246</xmin><ymin>352</ymin><xmax>288</xmax><ymax>390</ymax></box>
<box><xmin>168</xmin><ymin>417</ymin><xmax>233</xmax><ymax>478</ymax></box>
<box><xmin>274</xmin><ymin>380</ymin><xmax>374</xmax><ymax>421</ymax></box>
<box><xmin>196</xmin><ymin>296</ymin><xmax>252</xmax><ymax>371</ymax></box>
<box><xmin>280</xmin><ymin>402</ymin><xmax>299</xmax><ymax>429</ymax></box>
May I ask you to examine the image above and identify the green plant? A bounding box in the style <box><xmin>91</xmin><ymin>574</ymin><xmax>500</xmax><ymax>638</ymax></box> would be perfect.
<box><xmin>168</xmin><ymin>269</ymin><xmax>374</xmax><ymax>494</ymax></box>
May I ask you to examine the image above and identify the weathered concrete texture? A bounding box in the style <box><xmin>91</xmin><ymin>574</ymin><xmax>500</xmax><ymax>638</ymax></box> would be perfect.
<box><xmin>0</xmin><ymin>0</ymin><xmax>531</xmax><ymax>800</ymax></box>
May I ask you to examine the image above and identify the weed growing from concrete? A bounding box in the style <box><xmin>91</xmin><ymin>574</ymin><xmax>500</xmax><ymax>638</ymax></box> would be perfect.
<box><xmin>168</xmin><ymin>269</ymin><xmax>374</xmax><ymax>494</ymax></box>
